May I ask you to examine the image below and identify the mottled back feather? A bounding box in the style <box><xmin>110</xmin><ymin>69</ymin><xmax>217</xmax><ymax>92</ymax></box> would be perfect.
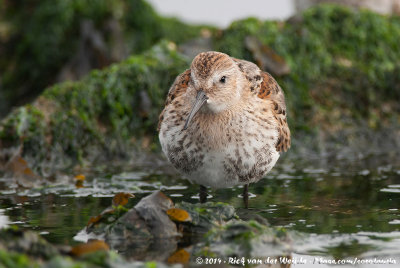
<box><xmin>261</xmin><ymin>72</ymin><xmax>291</xmax><ymax>152</ymax></box>
<box><xmin>233</xmin><ymin>58</ymin><xmax>291</xmax><ymax>152</ymax></box>
<box><xmin>157</xmin><ymin>69</ymin><xmax>191</xmax><ymax>131</ymax></box>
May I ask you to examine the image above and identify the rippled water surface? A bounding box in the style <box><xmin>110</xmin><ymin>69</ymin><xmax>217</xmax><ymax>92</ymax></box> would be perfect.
<box><xmin>1</xmin><ymin>153</ymin><xmax>399</xmax><ymax>266</ymax></box>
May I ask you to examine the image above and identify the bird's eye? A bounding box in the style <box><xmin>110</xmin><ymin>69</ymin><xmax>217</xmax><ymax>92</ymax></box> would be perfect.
<box><xmin>220</xmin><ymin>76</ymin><xmax>226</xmax><ymax>83</ymax></box>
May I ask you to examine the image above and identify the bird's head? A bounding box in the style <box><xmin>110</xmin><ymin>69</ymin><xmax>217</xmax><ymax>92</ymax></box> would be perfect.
<box><xmin>184</xmin><ymin>51</ymin><xmax>245</xmax><ymax>130</ymax></box>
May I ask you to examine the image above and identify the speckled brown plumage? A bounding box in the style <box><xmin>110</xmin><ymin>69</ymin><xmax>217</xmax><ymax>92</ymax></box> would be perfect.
<box><xmin>157</xmin><ymin>69</ymin><xmax>191</xmax><ymax>131</ymax></box>
<box><xmin>158</xmin><ymin>51</ymin><xmax>290</xmax><ymax>205</ymax></box>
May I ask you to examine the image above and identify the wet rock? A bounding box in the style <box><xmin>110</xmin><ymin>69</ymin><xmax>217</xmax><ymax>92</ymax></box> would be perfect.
<box><xmin>86</xmin><ymin>191</ymin><xmax>180</xmax><ymax>261</ymax></box>
<box><xmin>176</xmin><ymin>202</ymin><xmax>237</xmax><ymax>233</ymax></box>
<box><xmin>236</xmin><ymin>209</ymin><xmax>271</xmax><ymax>226</ymax></box>
<box><xmin>105</xmin><ymin>191</ymin><xmax>179</xmax><ymax>241</ymax></box>
<box><xmin>85</xmin><ymin>193</ymin><xmax>238</xmax><ymax>253</ymax></box>
<box><xmin>193</xmin><ymin>220</ymin><xmax>292</xmax><ymax>266</ymax></box>
<box><xmin>245</xmin><ymin>36</ymin><xmax>291</xmax><ymax>76</ymax></box>
<box><xmin>0</xmin><ymin>226</ymin><xmax>181</xmax><ymax>267</ymax></box>
<box><xmin>82</xmin><ymin>192</ymin><xmax>292</xmax><ymax>265</ymax></box>
<box><xmin>179</xmin><ymin>31</ymin><xmax>214</xmax><ymax>59</ymax></box>
<box><xmin>0</xmin><ymin>228</ymin><xmax>59</xmax><ymax>260</ymax></box>
<box><xmin>134</xmin><ymin>191</ymin><xmax>178</xmax><ymax>238</ymax></box>
<box><xmin>0</xmin><ymin>41</ymin><xmax>190</xmax><ymax>177</ymax></box>
<box><xmin>295</xmin><ymin>0</ymin><xmax>400</xmax><ymax>15</ymax></box>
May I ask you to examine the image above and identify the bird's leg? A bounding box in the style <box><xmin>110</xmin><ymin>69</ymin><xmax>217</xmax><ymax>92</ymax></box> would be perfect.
<box><xmin>199</xmin><ymin>185</ymin><xmax>207</xmax><ymax>203</ymax></box>
<box><xmin>243</xmin><ymin>184</ymin><xmax>249</xmax><ymax>209</ymax></box>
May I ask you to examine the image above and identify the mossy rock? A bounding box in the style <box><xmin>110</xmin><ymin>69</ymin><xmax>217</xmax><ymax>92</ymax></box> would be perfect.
<box><xmin>0</xmin><ymin>228</ymin><xmax>59</xmax><ymax>261</ymax></box>
<box><xmin>176</xmin><ymin>201</ymin><xmax>238</xmax><ymax>232</ymax></box>
<box><xmin>0</xmin><ymin>0</ymin><xmax>207</xmax><ymax>118</ymax></box>
<box><xmin>0</xmin><ymin>227</ymin><xmax>178</xmax><ymax>268</ymax></box>
<box><xmin>78</xmin><ymin>191</ymin><xmax>292</xmax><ymax>264</ymax></box>
<box><xmin>0</xmin><ymin>41</ymin><xmax>189</xmax><ymax>173</ymax></box>
<box><xmin>194</xmin><ymin>221</ymin><xmax>291</xmax><ymax>261</ymax></box>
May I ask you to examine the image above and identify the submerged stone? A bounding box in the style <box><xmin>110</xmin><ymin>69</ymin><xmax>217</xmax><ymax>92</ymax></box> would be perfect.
<box><xmin>176</xmin><ymin>202</ymin><xmax>238</xmax><ymax>233</ymax></box>
<box><xmin>80</xmin><ymin>191</ymin><xmax>292</xmax><ymax>265</ymax></box>
<box><xmin>195</xmin><ymin>220</ymin><xmax>291</xmax><ymax>259</ymax></box>
<box><xmin>85</xmin><ymin>191</ymin><xmax>179</xmax><ymax>261</ymax></box>
<box><xmin>134</xmin><ymin>191</ymin><xmax>178</xmax><ymax>238</ymax></box>
<box><xmin>0</xmin><ymin>227</ymin><xmax>180</xmax><ymax>268</ymax></box>
<box><xmin>0</xmin><ymin>228</ymin><xmax>59</xmax><ymax>260</ymax></box>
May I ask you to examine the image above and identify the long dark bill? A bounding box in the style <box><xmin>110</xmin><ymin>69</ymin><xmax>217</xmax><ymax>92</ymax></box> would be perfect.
<box><xmin>183</xmin><ymin>90</ymin><xmax>208</xmax><ymax>130</ymax></box>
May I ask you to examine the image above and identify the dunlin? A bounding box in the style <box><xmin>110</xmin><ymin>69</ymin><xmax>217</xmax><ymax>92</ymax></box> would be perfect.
<box><xmin>158</xmin><ymin>51</ymin><xmax>290</xmax><ymax>207</ymax></box>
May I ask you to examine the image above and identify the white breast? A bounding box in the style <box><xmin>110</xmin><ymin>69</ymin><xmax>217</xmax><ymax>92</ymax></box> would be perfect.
<box><xmin>159</xmin><ymin>106</ymin><xmax>280</xmax><ymax>189</ymax></box>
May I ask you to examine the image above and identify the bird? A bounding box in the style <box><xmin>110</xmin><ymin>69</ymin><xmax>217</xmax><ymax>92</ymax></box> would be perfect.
<box><xmin>158</xmin><ymin>51</ymin><xmax>290</xmax><ymax>208</ymax></box>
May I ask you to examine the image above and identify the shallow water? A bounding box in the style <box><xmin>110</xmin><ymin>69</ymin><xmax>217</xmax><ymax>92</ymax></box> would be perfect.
<box><xmin>0</xmin><ymin>153</ymin><xmax>399</xmax><ymax>266</ymax></box>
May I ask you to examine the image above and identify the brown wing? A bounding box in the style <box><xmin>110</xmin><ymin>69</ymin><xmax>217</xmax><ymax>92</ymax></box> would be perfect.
<box><xmin>157</xmin><ymin>69</ymin><xmax>191</xmax><ymax>131</ymax></box>
<box><xmin>258</xmin><ymin>72</ymin><xmax>291</xmax><ymax>152</ymax></box>
<box><xmin>233</xmin><ymin>58</ymin><xmax>291</xmax><ymax>152</ymax></box>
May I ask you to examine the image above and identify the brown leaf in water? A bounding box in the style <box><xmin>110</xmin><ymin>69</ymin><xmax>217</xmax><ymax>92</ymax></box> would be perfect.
<box><xmin>86</xmin><ymin>206</ymin><xmax>117</xmax><ymax>229</ymax></box>
<box><xmin>112</xmin><ymin>192</ymin><xmax>135</xmax><ymax>207</ymax></box>
<box><xmin>70</xmin><ymin>240</ymin><xmax>109</xmax><ymax>257</ymax></box>
<box><xmin>86</xmin><ymin>215</ymin><xmax>103</xmax><ymax>228</ymax></box>
<box><xmin>167</xmin><ymin>248</ymin><xmax>190</xmax><ymax>264</ymax></box>
<box><xmin>5</xmin><ymin>155</ymin><xmax>41</xmax><ymax>187</ymax></box>
<box><xmin>166</xmin><ymin>208</ymin><xmax>192</xmax><ymax>222</ymax></box>
<box><xmin>74</xmin><ymin>174</ymin><xmax>86</xmax><ymax>181</ymax></box>
<box><xmin>74</xmin><ymin>174</ymin><xmax>85</xmax><ymax>188</ymax></box>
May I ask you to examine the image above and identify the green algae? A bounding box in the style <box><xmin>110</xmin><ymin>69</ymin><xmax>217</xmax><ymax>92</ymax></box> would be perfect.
<box><xmin>0</xmin><ymin>245</ymin><xmax>168</xmax><ymax>268</ymax></box>
<box><xmin>0</xmin><ymin>0</ymin><xmax>206</xmax><ymax>118</ymax></box>
<box><xmin>1</xmin><ymin>41</ymin><xmax>189</xmax><ymax>172</ymax></box>
<box><xmin>197</xmin><ymin>220</ymin><xmax>291</xmax><ymax>259</ymax></box>
<box><xmin>176</xmin><ymin>202</ymin><xmax>238</xmax><ymax>232</ymax></box>
<box><xmin>0</xmin><ymin>227</ymin><xmax>176</xmax><ymax>268</ymax></box>
<box><xmin>0</xmin><ymin>250</ymin><xmax>37</xmax><ymax>268</ymax></box>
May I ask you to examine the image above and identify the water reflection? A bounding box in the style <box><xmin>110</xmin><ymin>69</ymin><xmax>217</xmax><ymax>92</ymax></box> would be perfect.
<box><xmin>0</xmin><ymin>209</ymin><xmax>10</xmax><ymax>229</ymax></box>
<box><xmin>0</xmin><ymin>156</ymin><xmax>399</xmax><ymax>263</ymax></box>
<box><xmin>381</xmin><ymin>184</ymin><xmax>400</xmax><ymax>193</ymax></box>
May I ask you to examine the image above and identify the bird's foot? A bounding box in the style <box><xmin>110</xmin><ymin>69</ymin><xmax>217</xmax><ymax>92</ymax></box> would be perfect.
<box><xmin>199</xmin><ymin>185</ymin><xmax>207</xmax><ymax>203</ymax></box>
<box><xmin>243</xmin><ymin>184</ymin><xmax>249</xmax><ymax>209</ymax></box>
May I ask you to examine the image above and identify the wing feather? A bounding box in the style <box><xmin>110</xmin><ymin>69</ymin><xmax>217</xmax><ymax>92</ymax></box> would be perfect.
<box><xmin>233</xmin><ymin>58</ymin><xmax>290</xmax><ymax>152</ymax></box>
<box><xmin>158</xmin><ymin>69</ymin><xmax>191</xmax><ymax>131</ymax></box>
<box><xmin>259</xmin><ymin>72</ymin><xmax>291</xmax><ymax>152</ymax></box>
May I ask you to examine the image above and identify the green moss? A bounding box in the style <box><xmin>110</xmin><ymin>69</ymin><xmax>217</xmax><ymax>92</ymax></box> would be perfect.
<box><xmin>123</xmin><ymin>0</ymin><xmax>207</xmax><ymax>52</ymax></box>
<box><xmin>200</xmin><ymin>220</ymin><xmax>291</xmax><ymax>258</ymax></box>
<box><xmin>0</xmin><ymin>40</ymin><xmax>189</xmax><ymax>171</ymax></box>
<box><xmin>0</xmin><ymin>106</ymin><xmax>47</xmax><ymax>170</ymax></box>
<box><xmin>0</xmin><ymin>250</ymin><xmax>37</xmax><ymax>268</ymax></box>
<box><xmin>0</xmin><ymin>227</ymin><xmax>167</xmax><ymax>268</ymax></box>
<box><xmin>145</xmin><ymin>262</ymin><xmax>158</xmax><ymax>268</ymax></box>
<box><xmin>0</xmin><ymin>0</ymin><xmax>206</xmax><ymax>118</ymax></box>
